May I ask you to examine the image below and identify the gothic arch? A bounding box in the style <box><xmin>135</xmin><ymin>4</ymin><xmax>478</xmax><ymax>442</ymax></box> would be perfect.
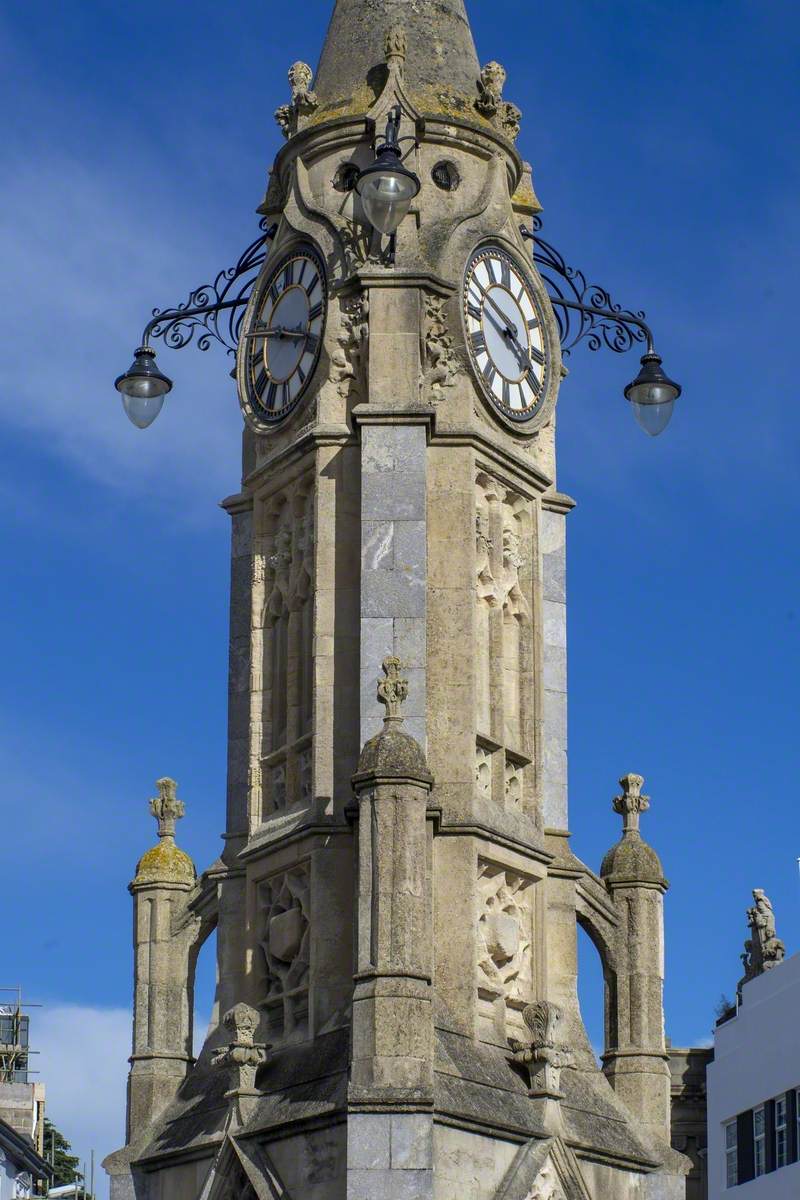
<box><xmin>575</xmin><ymin>874</ymin><xmax>619</xmax><ymax>1060</ymax></box>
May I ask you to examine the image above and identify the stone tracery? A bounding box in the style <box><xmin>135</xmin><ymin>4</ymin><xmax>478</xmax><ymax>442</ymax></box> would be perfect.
<box><xmin>258</xmin><ymin>864</ymin><xmax>311</xmax><ymax>1042</ymax></box>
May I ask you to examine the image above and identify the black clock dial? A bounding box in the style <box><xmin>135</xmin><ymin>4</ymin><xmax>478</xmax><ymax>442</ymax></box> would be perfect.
<box><xmin>240</xmin><ymin>245</ymin><xmax>327</xmax><ymax>428</ymax></box>
<box><xmin>463</xmin><ymin>245</ymin><xmax>550</xmax><ymax>423</ymax></box>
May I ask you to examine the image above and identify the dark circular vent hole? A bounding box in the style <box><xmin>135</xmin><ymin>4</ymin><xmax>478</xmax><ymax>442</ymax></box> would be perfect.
<box><xmin>432</xmin><ymin>160</ymin><xmax>460</xmax><ymax>192</ymax></box>
<box><xmin>333</xmin><ymin>162</ymin><xmax>360</xmax><ymax>192</ymax></box>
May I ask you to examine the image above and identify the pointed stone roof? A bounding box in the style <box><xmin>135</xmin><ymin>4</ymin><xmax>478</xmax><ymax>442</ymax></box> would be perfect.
<box><xmin>312</xmin><ymin>0</ymin><xmax>483</xmax><ymax>123</ymax></box>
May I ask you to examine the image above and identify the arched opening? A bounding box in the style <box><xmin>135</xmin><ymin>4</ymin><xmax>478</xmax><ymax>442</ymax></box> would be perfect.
<box><xmin>189</xmin><ymin>922</ymin><xmax>218</xmax><ymax>1059</ymax></box>
<box><xmin>576</xmin><ymin>921</ymin><xmax>607</xmax><ymax>1067</ymax></box>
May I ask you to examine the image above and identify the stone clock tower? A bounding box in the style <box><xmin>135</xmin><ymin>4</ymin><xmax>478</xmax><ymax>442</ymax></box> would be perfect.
<box><xmin>105</xmin><ymin>3</ymin><xmax>689</xmax><ymax>1197</ymax></box>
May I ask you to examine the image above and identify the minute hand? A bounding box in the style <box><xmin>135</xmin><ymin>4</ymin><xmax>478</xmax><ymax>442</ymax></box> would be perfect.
<box><xmin>475</xmin><ymin>282</ymin><xmax>518</xmax><ymax>339</ymax></box>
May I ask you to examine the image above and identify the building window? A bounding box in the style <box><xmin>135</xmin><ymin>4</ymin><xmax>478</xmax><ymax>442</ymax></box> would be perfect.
<box><xmin>753</xmin><ymin>1105</ymin><xmax>766</xmax><ymax>1177</ymax></box>
<box><xmin>775</xmin><ymin>1094</ymin><xmax>788</xmax><ymax>1168</ymax></box>
<box><xmin>725</xmin><ymin>1120</ymin><xmax>738</xmax><ymax>1188</ymax></box>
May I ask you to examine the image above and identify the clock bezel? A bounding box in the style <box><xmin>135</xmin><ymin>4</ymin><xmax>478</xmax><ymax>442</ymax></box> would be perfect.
<box><xmin>237</xmin><ymin>241</ymin><xmax>328</xmax><ymax>433</ymax></box>
<box><xmin>462</xmin><ymin>240</ymin><xmax>558</xmax><ymax>434</ymax></box>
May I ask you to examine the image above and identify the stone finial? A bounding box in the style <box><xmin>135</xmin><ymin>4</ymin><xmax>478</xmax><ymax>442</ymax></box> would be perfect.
<box><xmin>377</xmin><ymin>656</ymin><xmax>408</xmax><ymax>721</ymax></box>
<box><xmin>742</xmin><ymin>889</ymin><xmax>786</xmax><ymax>980</ymax></box>
<box><xmin>612</xmin><ymin>773</ymin><xmax>650</xmax><ymax>836</ymax></box>
<box><xmin>510</xmin><ymin>1000</ymin><xmax>574</xmax><ymax>1101</ymax></box>
<box><xmin>149</xmin><ymin>777</ymin><xmax>184</xmax><ymax>840</ymax></box>
<box><xmin>385</xmin><ymin>24</ymin><xmax>407</xmax><ymax>66</ymax></box>
<box><xmin>212</xmin><ymin>1003</ymin><xmax>269</xmax><ymax>1126</ymax></box>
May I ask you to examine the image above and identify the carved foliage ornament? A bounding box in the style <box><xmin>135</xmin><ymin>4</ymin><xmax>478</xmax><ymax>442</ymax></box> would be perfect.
<box><xmin>331</xmin><ymin>294</ymin><xmax>369</xmax><ymax>400</ymax></box>
<box><xmin>420</xmin><ymin>294</ymin><xmax>456</xmax><ymax>401</ymax></box>
<box><xmin>211</xmin><ymin>1003</ymin><xmax>268</xmax><ymax>1099</ymax></box>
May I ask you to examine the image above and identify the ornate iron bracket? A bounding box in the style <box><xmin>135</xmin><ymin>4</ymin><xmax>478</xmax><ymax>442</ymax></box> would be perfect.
<box><xmin>140</xmin><ymin>219</ymin><xmax>278</xmax><ymax>358</ymax></box>
<box><xmin>521</xmin><ymin>218</ymin><xmax>654</xmax><ymax>356</ymax></box>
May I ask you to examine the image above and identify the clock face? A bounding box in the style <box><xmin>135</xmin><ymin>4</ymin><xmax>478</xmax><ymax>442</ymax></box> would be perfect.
<box><xmin>463</xmin><ymin>244</ymin><xmax>549</xmax><ymax>424</ymax></box>
<box><xmin>239</xmin><ymin>245</ymin><xmax>327</xmax><ymax>429</ymax></box>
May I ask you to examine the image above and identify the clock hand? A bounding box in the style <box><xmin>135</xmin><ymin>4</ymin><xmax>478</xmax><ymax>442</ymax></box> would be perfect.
<box><xmin>473</xmin><ymin>281</ymin><xmax>519</xmax><ymax>340</ymax></box>
<box><xmin>244</xmin><ymin>324</ymin><xmax>308</xmax><ymax>341</ymax></box>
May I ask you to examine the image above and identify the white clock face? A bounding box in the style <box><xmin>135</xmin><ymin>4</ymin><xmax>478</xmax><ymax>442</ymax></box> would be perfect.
<box><xmin>463</xmin><ymin>245</ymin><xmax>549</xmax><ymax>424</ymax></box>
<box><xmin>239</xmin><ymin>245</ymin><xmax>327</xmax><ymax>430</ymax></box>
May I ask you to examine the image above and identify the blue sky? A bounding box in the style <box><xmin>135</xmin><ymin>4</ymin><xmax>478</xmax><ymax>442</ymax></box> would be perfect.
<box><xmin>1</xmin><ymin>0</ymin><xmax>799</xmax><ymax>1190</ymax></box>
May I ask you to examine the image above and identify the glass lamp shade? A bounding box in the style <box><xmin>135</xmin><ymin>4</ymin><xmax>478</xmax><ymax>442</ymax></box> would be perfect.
<box><xmin>356</xmin><ymin>149</ymin><xmax>420</xmax><ymax>236</ymax></box>
<box><xmin>115</xmin><ymin>346</ymin><xmax>173</xmax><ymax>429</ymax></box>
<box><xmin>624</xmin><ymin>352</ymin><xmax>681</xmax><ymax>437</ymax></box>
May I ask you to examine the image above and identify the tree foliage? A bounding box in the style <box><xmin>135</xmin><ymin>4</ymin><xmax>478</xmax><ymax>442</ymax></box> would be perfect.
<box><xmin>42</xmin><ymin>1118</ymin><xmax>83</xmax><ymax>1189</ymax></box>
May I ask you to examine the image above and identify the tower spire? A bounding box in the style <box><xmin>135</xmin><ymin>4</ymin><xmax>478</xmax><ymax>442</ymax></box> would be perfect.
<box><xmin>313</xmin><ymin>0</ymin><xmax>482</xmax><ymax>121</ymax></box>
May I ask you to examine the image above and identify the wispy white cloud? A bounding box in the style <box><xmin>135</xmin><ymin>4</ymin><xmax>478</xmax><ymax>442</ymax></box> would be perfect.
<box><xmin>36</xmin><ymin>1005</ymin><xmax>130</xmax><ymax>1200</ymax></box>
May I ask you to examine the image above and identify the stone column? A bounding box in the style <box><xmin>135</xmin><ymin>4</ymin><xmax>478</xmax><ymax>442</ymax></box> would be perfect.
<box><xmin>127</xmin><ymin>779</ymin><xmax>198</xmax><ymax>1143</ymax></box>
<box><xmin>539</xmin><ymin>492</ymin><xmax>574</xmax><ymax>832</ymax></box>
<box><xmin>600</xmin><ymin>773</ymin><xmax>672</xmax><ymax>1147</ymax></box>
<box><xmin>348</xmin><ymin>660</ymin><xmax>435</xmax><ymax>1200</ymax></box>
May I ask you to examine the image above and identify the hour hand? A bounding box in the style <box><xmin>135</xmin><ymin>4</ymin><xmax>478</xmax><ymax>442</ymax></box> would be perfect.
<box><xmin>243</xmin><ymin>324</ymin><xmax>307</xmax><ymax>340</ymax></box>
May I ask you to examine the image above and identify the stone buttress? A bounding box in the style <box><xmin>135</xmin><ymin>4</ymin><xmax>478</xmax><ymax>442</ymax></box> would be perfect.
<box><xmin>104</xmin><ymin>2</ymin><xmax>689</xmax><ymax>1197</ymax></box>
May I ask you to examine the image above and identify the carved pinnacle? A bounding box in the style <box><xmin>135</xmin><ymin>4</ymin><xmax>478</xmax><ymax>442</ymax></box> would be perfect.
<box><xmin>612</xmin><ymin>772</ymin><xmax>649</xmax><ymax>835</ymax></box>
<box><xmin>385</xmin><ymin>24</ymin><xmax>407</xmax><ymax>66</ymax></box>
<box><xmin>149</xmin><ymin>777</ymin><xmax>185</xmax><ymax>840</ymax></box>
<box><xmin>377</xmin><ymin>656</ymin><xmax>409</xmax><ymax>721</ymax></box>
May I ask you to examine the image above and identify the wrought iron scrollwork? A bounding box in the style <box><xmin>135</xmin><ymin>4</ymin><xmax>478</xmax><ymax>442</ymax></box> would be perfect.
<box><xmin>142</xmin><ymin>219</ymin><xmax>278</xmax><ymax>357</ymax></box>
<box><xmin>522</xmin><ymin>217</ymin><xmax>652</xmax><ymax>356</ymax></box>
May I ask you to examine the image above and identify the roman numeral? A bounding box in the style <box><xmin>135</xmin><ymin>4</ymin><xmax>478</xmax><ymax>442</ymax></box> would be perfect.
<box><xmin>266</xmin><ymin>382</ymin><xmax>278</xmax><ymax>409</ymax></box>
<box><xmin>307</xmin><ymin>274</ymin><xmax>319</xmax><ymax>299</ymax></box>
<box><xmin>527</xmin><ymin>316</ymin><xmax>539</xmax><ymax>330</ymax></box>
<box><xmin>471</xmin><ymin>331</ymin><xmax>487</xmax><ymax>354</ymax></box>
<box><xmin>269</xmin><ymin>283</ymin><xmax>280</xmax><ymax>305</ymax></box>
<box><xmin>483</xmin><ymin>359</ymin><xmax>496</xmax><ymax>388</ymax></box>
<box><xmin>529</xmin><ymin>346</ymin><xmax>545</xmax><ymax>365</ymax></box>
<box><xmin>526</xmin><ymin>367</ymin><xmax>541</xmax><ymax>393</ymax></box>
<box><xmin>297</xmin><ymin>258</ymin><xmax>307</xmax><ymax>286</ymax></box>
<box><xmin>518</xmin><ymin>384</ymin><xmax>530</xmax><ymax>409</ymax></box>
<box><xmin>283</xmin><ymin>260</ymin><xmax>295</xmax><ymax>288</ymax></box>
<box><xmin>305</xmin><ymin>332</ymin><xmax>320</xmax><ymax>355</ymax></box>
<box><xmin>254</xmin><ymin>369</ymin><xmax>268</xmax><ymax>397</ymax></box>
<box><xmin>308</xmin><ymin>301</ymin><xmax>323</xmax><ymax>322</ymax></box>
<box><xmin>297</xmin><ymin>363</ymin><xmax>307</xmax><ymax>386</ymax></box>
<box><xmin>502</xmin><ymin>380</ymin><xmax>511</xmax><ymax>408</ymax></box>
<box><xmin>485</xmin><ymin>258</ymin><xmax>497</xmax><ymax>284</ymax></box>
<box><xmin>467</xmin><ymin>302</ymin><xmax>482</xmax><ymax>321</ymax></box>
<box><xmin>281</xmin><ymin>382</ymin><xmax>290</xmax><ymax>410</ymax></box>
<box><xmin>500</xmin><ymin>259</ymin><xmax>511</xmax><ymax>288</ymax></box>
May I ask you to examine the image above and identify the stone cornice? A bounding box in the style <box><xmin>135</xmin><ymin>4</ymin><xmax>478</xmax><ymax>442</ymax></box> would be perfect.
<box><xmin>541</xmin><ymin>491</ymin><xmax>577</xmax><ymax>515</ymax></box>
<box><xmin>438</xmin><ymin>428</ymin><xmax>554</xmax><ymax>495</ymax></box>
<box><xmin>337</xmin><ymin>269</ymin><xmax>456</xmax><ymax>297</ymax></box>
<box><xmin>242</xmin><ymin>422</ymin><xmax>354</xmax><ymax>494</ymax></box>
<box><xmin>435</xmin><ymin>819</ymin><xmax>553</xmax><ymax>868</ymax></box>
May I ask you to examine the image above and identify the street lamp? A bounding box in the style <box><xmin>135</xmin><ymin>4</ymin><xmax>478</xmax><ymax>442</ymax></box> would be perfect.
<box><xmin>115</xmin><ymin>346</ymin><xmax>173</xmax><ymax>429</ymax></box>
<box><xmin>355</xmin><ymin>106</ymin><xmax>420</xmax><ymax>236</ymax></box>
<box><xmin>521</xmin><ymin>222</ymin><xmax>681</xmax><ymax>436</ymax></box>
<box><xmin>624</xmin><ymin>352</ymin><xmax>681</xmax><ymax>437</ymax></box>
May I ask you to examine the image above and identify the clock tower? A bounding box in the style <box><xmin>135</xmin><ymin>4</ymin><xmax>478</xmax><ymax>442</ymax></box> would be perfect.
<box><xmin>105</xmin><ymin>3</ymin><xmax>689</xmax><ymax>1198</ymax></box>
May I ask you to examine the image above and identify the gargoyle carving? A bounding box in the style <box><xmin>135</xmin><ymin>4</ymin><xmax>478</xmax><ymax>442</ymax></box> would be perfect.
<box><xmin>475</xmin><ymin>61</ymin><xmax>522</xmax><ymax>143</ymax></box>
<box><xmin>275</xmin><ymin>61</ymin><xmax>318</xmax><ymax>138</ymax></box>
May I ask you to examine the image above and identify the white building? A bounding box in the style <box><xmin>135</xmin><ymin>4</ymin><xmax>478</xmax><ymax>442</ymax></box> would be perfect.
<box><xmin>707</xmin><ymin>944</ymin><xmax>800</xmax><ymax>1197</ymax></box>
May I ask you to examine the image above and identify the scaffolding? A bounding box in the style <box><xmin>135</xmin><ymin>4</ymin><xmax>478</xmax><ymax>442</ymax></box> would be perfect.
<box><xmin>0</xmin><ymin>986</ymin><xmax>36</xmax><ymax>1084</ymax></box>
